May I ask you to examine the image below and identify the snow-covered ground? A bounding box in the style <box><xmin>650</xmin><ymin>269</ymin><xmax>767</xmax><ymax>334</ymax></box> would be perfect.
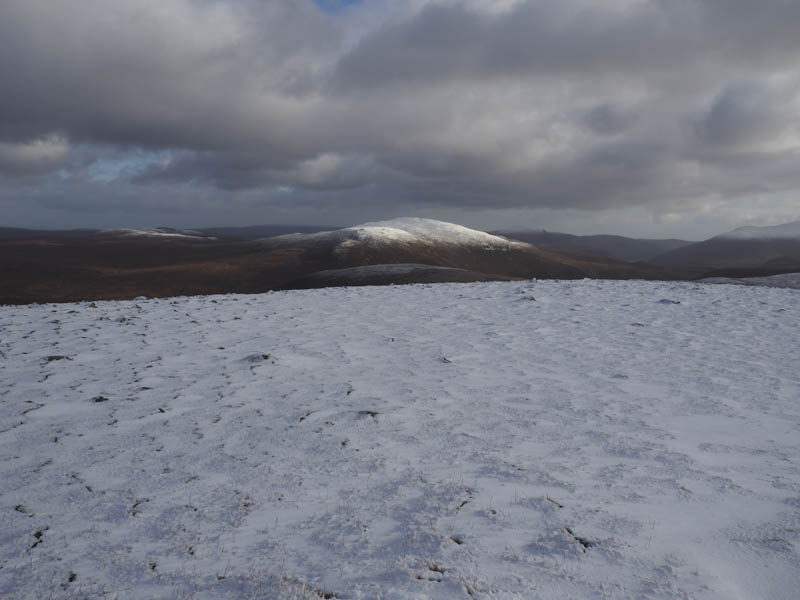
<box><xmin>1</xmin><ymin>280</ymin><xmax>798</xmax><ymax>599</ymax></box>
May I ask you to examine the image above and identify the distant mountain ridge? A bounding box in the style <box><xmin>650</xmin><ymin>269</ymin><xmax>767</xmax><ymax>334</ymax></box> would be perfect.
<box><xmin>494</xmin><ymin>218</ymin><xmax>800</xmax><ymax>273</ymax></box>
<box><xmin>200</xmin><ymin>224</ymin><xmax>335</xmax><ymax>239</ymax></box>
<box><xmin>714</xmin><ymin>220</ymin><xmax>800</xmax><ymax>240</ymax></box>
<box><xmin>651</xmin><ymin>219</ymin><xmax>800</xmax><ymax>270</ymax></box>
<box><xmin>0</xmin><ymin>224</ymin><xmax>334</xmax><ymax>241</ymax></box>
<box><xmin>492</xmin><ymin>229</ymin><xmax>692</xmax><ymax>262</ymax></box>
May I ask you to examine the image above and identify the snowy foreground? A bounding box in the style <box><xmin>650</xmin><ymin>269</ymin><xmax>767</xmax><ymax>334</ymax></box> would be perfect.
<box><xmin>1</xmin><ymin>280</ymin><xmax>799</xmax><ymax>600</ymax></box>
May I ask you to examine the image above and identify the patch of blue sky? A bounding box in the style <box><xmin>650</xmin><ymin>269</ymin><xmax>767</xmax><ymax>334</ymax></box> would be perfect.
<box><xmin>314</xmin><ymin>0</ymin><xmax>361</xmax><ymax>14</ymax></box>
<box><xmin>88</xmin><ymin>149</ymin><xmax>172</xmax><ymax>183</ymax></box>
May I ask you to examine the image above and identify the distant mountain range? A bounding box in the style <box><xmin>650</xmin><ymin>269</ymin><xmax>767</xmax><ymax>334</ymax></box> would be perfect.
<box><xmin>2</xmin><ymin>217</ymin><xmax>797</xmax><ymax>303</ymax></box>
<box><xmin>0</xmin><ymin>224</ymin><xmax>334</xmax><ymax>240</ymax></box>
<box><xmin>200</xmin><ymin>224</ymin><xmax>336</xmax><ymax>239</ymax></box>
<box><xmin>496</xmin><ymin>220</ymin><xmax>800</xmax><ymax>273</ymax></box>
<box><xmin>491</xmin><ymin>229</ymin><xmax>692</xmax><ymax>262</ymax></box>
<box><xmin>649</xmin><ymin>220</ymin><xmax>800</xmax><ymax>271</ymax></box>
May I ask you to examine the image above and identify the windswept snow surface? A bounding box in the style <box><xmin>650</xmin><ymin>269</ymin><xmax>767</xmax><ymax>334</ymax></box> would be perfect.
<box><xmin>1</xmin><ymin>281</ymin><xmax>799</xmax><ymax>599</ymax></box>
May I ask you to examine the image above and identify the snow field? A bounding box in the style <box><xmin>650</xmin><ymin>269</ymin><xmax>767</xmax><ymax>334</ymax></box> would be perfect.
<box><xmin>0</xmin><ymin>280</ymin><xmax>798</xmax><ymax>599</ymax></box>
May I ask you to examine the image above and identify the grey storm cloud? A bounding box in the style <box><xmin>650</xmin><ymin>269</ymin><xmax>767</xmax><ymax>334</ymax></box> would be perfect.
<box><xmin>579</xmin><ymin>105</ymin><xmax>637</xmax><ymax>137</ymax></box>
<box><xmin>0</xmin><ymin>0</ymin><xmax>799</xmax><ymax>231</ymax></box>
<box><xmin>693</xmin><ymin>82</ymin><xmax>795</xmax><ymax>149</ymax></box>
<box><xmin>333</xmin><ymin>0</ymin><xmax>800</xmax><ymax>88</ymax></box>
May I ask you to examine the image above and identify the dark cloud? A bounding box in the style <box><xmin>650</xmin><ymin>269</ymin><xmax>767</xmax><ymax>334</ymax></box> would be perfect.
<box><xmin>693</xmin><ymin>82</ymin><xmax>790</xmax><ymax>148</ymax></box>
<box><xmin>580</xmin><ymin>105</ymin><xmax>636</xmax><ymax>136</ymax></box>
<box><xmin>0</xmin><ymin>0</ymin><xmax>338</xmax><ymax>148</ymax></box>
<box><xmin>0</xmin><ymin>0</ymin><xmax>798</xmax><ymax>236</ymax></box>
<box><xmin>136</xmin><ymin>150</ymin><xmax>383</xmax><ymax>191</ymax></box>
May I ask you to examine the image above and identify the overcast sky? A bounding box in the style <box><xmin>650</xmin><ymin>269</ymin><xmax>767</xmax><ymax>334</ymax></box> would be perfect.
<box><xmin>1</xmin><ymin>0</ymin><xmax>798</xmax><ymax>239</ymax></box>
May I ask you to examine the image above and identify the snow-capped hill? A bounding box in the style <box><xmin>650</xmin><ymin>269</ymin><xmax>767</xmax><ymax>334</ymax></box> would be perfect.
<box><xmin>715</xmin><ymin>219</ymin><xmax>800</xmax><ymax>240</ymax></box>
<box><xmin>353</xmin><ymin>217</ymin><xmax>518</xmax><ymax>248</ymax></box>
<box><xmin>251</xmin><ymin>217</ymin><xmax>594</xmax><ymax>282</ymax></box>
<box><xmin>264</xmin><ymin>218</ymin><xmax>518</xmax><ymax>250</ymax></box>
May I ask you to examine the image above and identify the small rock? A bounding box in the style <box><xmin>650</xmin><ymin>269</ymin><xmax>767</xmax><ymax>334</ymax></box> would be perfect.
<box><xmin>44</xmin><ymin>355</ymin><xmax>71</xmax><ymax>363</ymax></box>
